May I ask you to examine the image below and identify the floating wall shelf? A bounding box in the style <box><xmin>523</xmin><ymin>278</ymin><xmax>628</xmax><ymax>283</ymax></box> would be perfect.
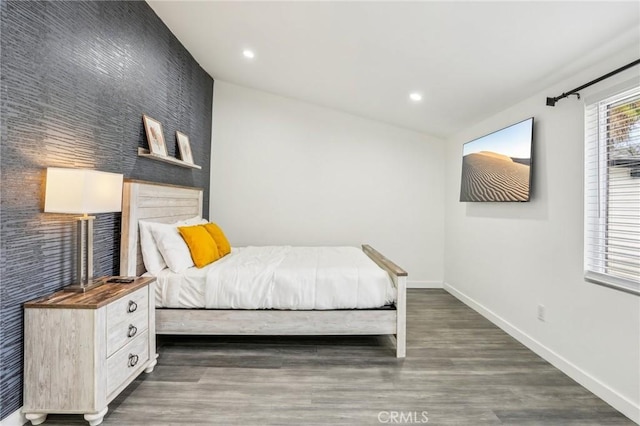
<box><xmin>137</xmin><ymin>148</ymin><xmax>201</xmax><ymax>170</ymax></box>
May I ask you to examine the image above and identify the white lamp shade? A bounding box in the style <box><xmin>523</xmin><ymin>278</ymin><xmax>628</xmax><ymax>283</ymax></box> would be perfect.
<box><xmin>44</xmin><ymin>168</ymin><xmax>123</xmax><ymax>214</ymax></box>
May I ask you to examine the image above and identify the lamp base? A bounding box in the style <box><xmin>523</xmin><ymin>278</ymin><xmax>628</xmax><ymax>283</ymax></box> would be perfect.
<box><xmin>63</xmin><ymin>279</ymin><xmax>105</xmax><ymax>293</ymax></box>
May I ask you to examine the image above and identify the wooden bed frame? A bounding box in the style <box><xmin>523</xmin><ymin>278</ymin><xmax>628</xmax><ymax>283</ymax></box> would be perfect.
<box><xmin>119</xmin><ymin>179</ymin><xmax>407</xmax><ymax>357</ymax></box>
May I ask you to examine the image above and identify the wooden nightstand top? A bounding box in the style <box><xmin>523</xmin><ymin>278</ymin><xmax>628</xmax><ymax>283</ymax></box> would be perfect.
<box><xmin>24</xmin><ymin>276</ymin><xmax>156</xmax><ymax>309</ymax></box>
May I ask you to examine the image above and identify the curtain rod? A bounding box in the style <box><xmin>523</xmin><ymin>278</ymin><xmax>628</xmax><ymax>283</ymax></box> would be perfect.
<box><xmin>546</xmin><ymin>59</ymin><xmax>640</xmax><ymax>107</ymax></box>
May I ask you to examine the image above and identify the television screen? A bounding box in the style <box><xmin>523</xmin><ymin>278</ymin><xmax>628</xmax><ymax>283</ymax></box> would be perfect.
<box><xmin>460</xmin><ymin>117</ymin><xmax>534</xmax><ymax>202</ymax></box>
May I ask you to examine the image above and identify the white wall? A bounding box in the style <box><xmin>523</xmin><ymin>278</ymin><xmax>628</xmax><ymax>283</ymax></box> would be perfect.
<box><xmin>211</xmin><ymin>81</ymin><xmax>445</xmax><ymax>286</ymax></box>
<box><xmin>444</xmin><ymin>45</ymin><xmax>640</xmax><ymax>422</ymax></box>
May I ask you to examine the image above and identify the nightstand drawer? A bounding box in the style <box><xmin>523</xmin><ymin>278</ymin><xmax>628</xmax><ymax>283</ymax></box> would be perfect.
<box><xmin>106</xmin><ymin>287</ymin><xmax>149</xmax><ymax>356</ymax></box>
<box><xmin>106</xmin><ymin>329</ymin><xmax>149</xmax><ymax>396</ymax></box>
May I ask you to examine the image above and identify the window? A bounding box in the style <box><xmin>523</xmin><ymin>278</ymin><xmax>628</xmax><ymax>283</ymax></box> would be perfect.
<box><xmin>585</xmin><ymin>86</ymin><xmax>640</xmax><ymax>295</ymax></box>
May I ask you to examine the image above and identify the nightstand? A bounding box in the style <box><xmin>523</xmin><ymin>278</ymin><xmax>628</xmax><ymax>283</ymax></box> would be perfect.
<box><xmin>22</xmin><ymin>277</ymin><xmax>157</xmax><ymax>426</ymax></box>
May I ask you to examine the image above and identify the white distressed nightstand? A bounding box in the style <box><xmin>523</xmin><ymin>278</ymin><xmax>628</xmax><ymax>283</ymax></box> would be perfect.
<box><xmin>22</xmin><ymin>277</ymin><xmax>157</xmax><ymax>426</ymax></box>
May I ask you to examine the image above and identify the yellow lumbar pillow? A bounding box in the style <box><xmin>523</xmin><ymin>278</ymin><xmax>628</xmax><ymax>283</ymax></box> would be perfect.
<box><xmin>177</xmin><ymin>225</ymin><xmax>221</xmax><ymax>268</ymax></box>
<box><xmin>203</xmin><ymin>223</ymin><xmax>231</xmax><ymax>257</ymax></box>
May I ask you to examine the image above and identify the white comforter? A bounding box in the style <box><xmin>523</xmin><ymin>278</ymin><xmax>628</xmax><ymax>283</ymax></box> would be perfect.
<box><xmin>153</xmin><ymin>246</ymin><xmax>396</xmax><ymax>310</ymax></box>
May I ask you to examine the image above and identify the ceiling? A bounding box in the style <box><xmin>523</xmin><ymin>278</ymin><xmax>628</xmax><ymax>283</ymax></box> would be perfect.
<box><xmin>147</xmin><ymin>1</ymin><xmax>640</xmax><ymax>138</ymax></box>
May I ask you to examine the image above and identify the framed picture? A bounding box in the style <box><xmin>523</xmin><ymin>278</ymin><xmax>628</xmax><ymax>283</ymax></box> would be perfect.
<box><xmin>176</xmin><ymin>131</ymin><xmax>194</xmax><ymax>164</ymax></box>
<box><xmin>142</xmin><ymin>114</ymin><xmax>167</xmax><ymax>156</ymax></box>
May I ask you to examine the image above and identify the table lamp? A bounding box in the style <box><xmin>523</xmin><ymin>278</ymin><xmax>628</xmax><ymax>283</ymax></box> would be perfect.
<box><xmin>44</xmin><ymin>168</ymin><xmax>123</xmax><ymax>292</ymax></box>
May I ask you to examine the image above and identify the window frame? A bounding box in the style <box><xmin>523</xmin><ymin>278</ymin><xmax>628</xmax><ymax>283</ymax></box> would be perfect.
<box><xmin>584</xmin><ymin>85</ymin><xmax>640</xmax><ymax>296</ymax></box>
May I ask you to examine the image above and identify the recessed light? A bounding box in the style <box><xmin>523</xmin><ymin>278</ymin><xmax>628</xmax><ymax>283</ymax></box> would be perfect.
<box><xmin>409</xmin><ymin>92</ymin><xmax>422</xmax><ymax>102</ymax></box>
<box><xmin>242</xmin><ymin>49</ymin><xmax>255</xmax><ymax>59</ymax></box>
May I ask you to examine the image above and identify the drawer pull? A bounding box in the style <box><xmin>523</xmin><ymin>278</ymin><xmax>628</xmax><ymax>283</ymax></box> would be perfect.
<box><xmin>127</xmin><ymin>300</ymin><xmax>138</xmax><ymax>313</ymax></box>
<box><xmin>127</xmin><ymin>324</ymin><xmax>138</xmax><ymax>338</ymax></box>
<box><xmin>128</xmin><ymin>353</ymin><xmax>139</xmax><ymax>368</ymax></box>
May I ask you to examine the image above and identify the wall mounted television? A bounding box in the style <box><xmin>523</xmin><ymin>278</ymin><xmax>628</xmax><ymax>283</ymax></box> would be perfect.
<box><xmin>460</xmin><ymin>117</ymin><xmax>534</xmax><ymax>202</ymax></box>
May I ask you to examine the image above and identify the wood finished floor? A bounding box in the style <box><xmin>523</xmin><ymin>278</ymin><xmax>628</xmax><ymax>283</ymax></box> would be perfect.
<box><xmin>44</xmin><ymin>290</ymin><xmax>632</xmax><ymax>425</ymax></box>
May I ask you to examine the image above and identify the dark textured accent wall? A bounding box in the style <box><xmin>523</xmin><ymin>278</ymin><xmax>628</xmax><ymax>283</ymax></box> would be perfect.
<box><xmin>0</xmin><ymin>1</ymin><xmax>213</xmax><ymax>418</ymax></box>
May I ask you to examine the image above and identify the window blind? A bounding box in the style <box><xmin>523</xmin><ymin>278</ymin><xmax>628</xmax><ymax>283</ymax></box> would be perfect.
<box><xmin>584</xmin><ymin>86</ymin><xmax>640</xmax><ymax>295</ymax></box>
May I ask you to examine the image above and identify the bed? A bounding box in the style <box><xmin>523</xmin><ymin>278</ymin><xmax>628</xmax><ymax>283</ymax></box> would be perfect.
<box><xmin>119</xmin><ymin>179</ymin><xmax>407</xmax><ymax>357</ymax></box>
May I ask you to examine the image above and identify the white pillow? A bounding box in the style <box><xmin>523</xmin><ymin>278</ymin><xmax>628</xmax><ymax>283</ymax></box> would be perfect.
<box><xmin>138</xmin><ymin>217</ymin><xmax>207</xmax><ymax>274</ymax></box>
<box><xmin>138</xmin><ymin>221</ymin><xmax>167</xmax><ymax>274</ymax></box>
<box><xmin>150</xmin><ymin>222</ymin><xmax>194</xmax><ymax>273</ymax></box>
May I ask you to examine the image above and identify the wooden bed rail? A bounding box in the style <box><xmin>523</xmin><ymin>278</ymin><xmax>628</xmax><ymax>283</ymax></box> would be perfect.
<box><xmin>362</xmin><ymin>244</ymin><xmax>407</xmax><ymax>358</ymax></box>
<box><xmin>361</xmin><ymin>245</ymin><xmax>408</xmax><ymax>277</ymax></box>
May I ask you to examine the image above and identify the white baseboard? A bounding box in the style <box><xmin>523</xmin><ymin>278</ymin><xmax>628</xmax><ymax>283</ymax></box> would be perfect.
<box><xmin>408</xmin><ymin>280</ymin><xmax>442</xmax><ymax>289</ymax></box>
<box><xmin>443</xmin><ymin>282</ymin><xmax>640</xmax><ymax>425</ymax></box>
<box><xmin>0</xmin><ymin>408</ymin><xmax>27</xmax><ymax>426</ymax></box>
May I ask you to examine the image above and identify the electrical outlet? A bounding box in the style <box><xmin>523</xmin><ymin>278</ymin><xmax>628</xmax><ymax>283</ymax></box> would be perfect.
<box><xmin>537</xmin><ymin>304</ymin><xmax>546</xmax><ymax>322</ymax></box>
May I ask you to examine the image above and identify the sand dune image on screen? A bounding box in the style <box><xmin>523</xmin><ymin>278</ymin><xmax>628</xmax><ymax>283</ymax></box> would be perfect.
<box><xmin>460</xmin><ymin>152</ymin><xmax>530</xmax><ymax>201</ymax></box>
<box><xmin>460</xmin><ymin>119</ymin><xmax>533</xmax><ymax>202</ymax></box>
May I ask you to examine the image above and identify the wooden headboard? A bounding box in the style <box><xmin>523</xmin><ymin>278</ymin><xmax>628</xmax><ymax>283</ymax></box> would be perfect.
<box><xmin>119</xmin><ymin>180</ymin><xmax>203</xmax><ymax>276</ymax></box>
